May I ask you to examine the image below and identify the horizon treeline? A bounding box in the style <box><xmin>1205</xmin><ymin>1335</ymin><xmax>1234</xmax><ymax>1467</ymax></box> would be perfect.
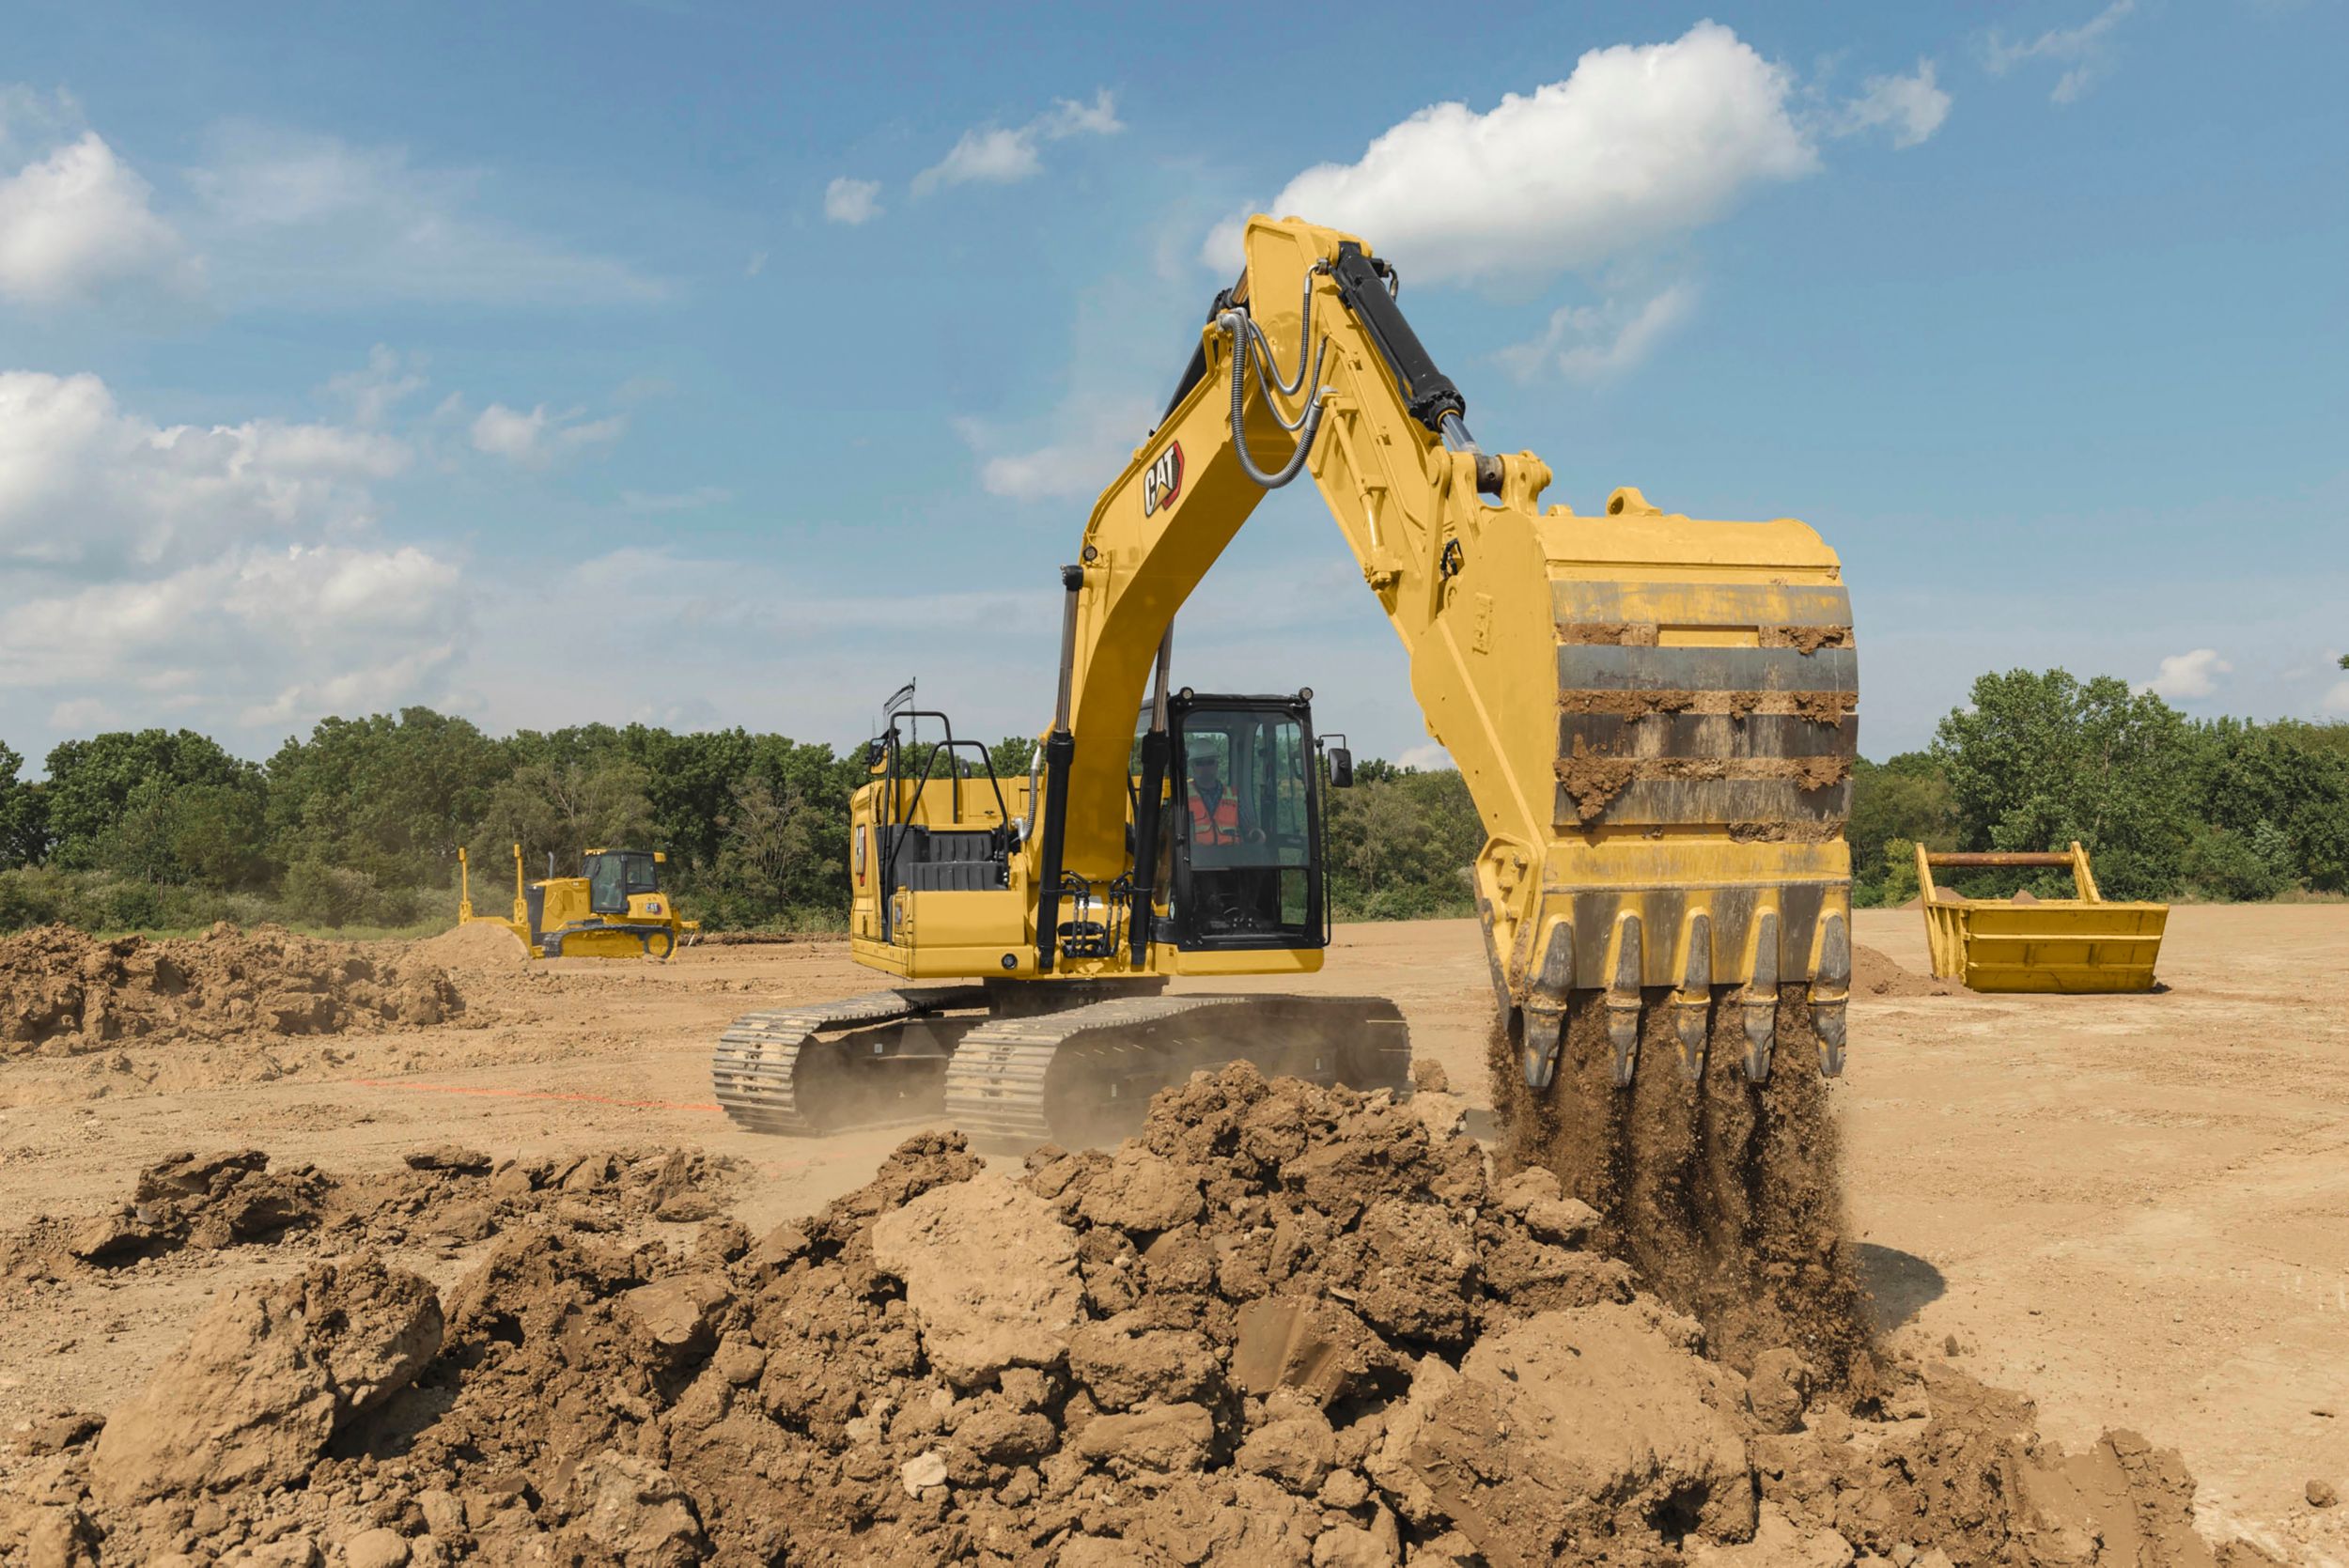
<box><xmin>0</xmin><ymin>667</ymin><xmax>2342</xmax><ymax>938</ymax></box>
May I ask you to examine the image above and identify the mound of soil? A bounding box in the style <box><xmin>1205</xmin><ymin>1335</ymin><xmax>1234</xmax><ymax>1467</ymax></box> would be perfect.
<box><xmin>0</xmin><ymin>1070</ymin><xmax>2276</xmax><ymax>1566</ymax></box>
<box><xmin>1855</xmin><ymin>944</ymin><xmax>1952</xmax><ymax>999</ymax></box>
<box><xmin>405</xmin><ymin>921</ymin><xmax>531</xmax><ymax>970</ymax></box>
<box><xmin>0</xmin><ymin>1143</ymin><xmax>739</xmax><ymax>1286</ymax></box>
<box><xmin>0</xmin><ymin>924</ymin><xmax>463</xmax><ymax>1059</ymax></box>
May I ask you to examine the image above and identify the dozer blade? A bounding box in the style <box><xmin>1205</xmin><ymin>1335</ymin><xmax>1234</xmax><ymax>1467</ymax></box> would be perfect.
<box><xmin>1501</xmin><ymin>492</ymin><xmax>1856</xmax><ymax>1097</ymax></box>
<box><xmin>944</xmin><ymin>994</ymin><xmax>1409</xmax><ymax>1151</ymax></box>
<box><xmin>710</xmin><ymin>986</ymin><xmax>988</xmax><ymax>1136</ymax></box>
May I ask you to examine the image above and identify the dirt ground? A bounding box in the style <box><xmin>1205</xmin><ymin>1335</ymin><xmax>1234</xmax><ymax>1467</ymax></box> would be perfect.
<box><xmin>2</xmin><ymin>906</ymin><xmax>2343</xmax><ymax>1561</ymax></box>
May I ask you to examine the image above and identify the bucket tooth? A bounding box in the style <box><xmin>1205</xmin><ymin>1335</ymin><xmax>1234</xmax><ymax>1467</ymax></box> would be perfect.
<box><xmin>1673</xmin><ymin>913</ymin><xmax>1711</xmax><ymax>1080</ymax></box>
<box><xmin>1812</xmin><ymin>912</ymin><xmax>1850</xmax><ymax>1077</ymax></box>
<box><xmin>1520</xmin><ymin>921</ymin><xmax>1574</xmax><ymax>1090</ymax></box>
<box><xmin>1605</xmin><ymin>914</ymin><xmax>1641</xmax><ymax>1087</ymax></box>
<box><xmin>1741</xmin><ymin>911</ymin><xmax>1780</xmax><ymax>1082</ymax></box>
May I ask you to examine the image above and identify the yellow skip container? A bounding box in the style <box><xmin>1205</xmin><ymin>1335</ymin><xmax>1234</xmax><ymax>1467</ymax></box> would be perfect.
<box><xmin>1916</xmin><ymin>842</ymin><xmax>2168</xmax><ymax>993</ymax></box>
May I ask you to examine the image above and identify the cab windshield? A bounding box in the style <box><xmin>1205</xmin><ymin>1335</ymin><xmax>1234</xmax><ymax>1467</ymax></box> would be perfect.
<box><xmin>586</xmin><ymin>852</ymin><xmax>660</xmax><ymax>914</ymax></box>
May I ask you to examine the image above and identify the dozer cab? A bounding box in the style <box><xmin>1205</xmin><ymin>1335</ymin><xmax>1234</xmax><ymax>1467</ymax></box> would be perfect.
<box><xmin>711</xmin><ymin>214</ymin><xmax>1859</xmax><ymax>1153</ymax></box>
<box><xmin>459</xmin><ymin>843</ymin><xmax>699</xmax><ymax>960</ymax></box>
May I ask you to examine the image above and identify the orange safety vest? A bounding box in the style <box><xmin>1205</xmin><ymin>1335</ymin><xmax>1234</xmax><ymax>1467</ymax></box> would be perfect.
<box><xmin>1188</xmin><ymin>791</ymin><xmax>1239</xmax><ymax>846</ymax></box>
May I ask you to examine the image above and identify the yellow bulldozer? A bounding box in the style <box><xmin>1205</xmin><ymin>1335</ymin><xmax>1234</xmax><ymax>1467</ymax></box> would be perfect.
<box><xmin>459</xmin><ymin>843</ymin><xmax>699</xmax><ymax>960</ymax></box>
<box><xmin>710</xmin><ymin>215</ymin><xmax>1859</xmax><ymax>1148</ymax></box>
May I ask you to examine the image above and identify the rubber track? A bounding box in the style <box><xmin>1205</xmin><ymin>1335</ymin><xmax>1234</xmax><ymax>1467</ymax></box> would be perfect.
<box><xmin>942</xmin><ymin>993</ymin><xmax>1411</xmax><ymax>1147</ymax></box>
<box><xmin>711</xmin><ymin>986</ymin><xmax>986</xmax><ymax>1135</ymax></box>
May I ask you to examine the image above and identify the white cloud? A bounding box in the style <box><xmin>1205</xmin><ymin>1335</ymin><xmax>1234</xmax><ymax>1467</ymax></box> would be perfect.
<box><xmin>0</xmin><ymin>539</ymin><xmax>470</xmax><ymax>734</ymax></box>
<box><xmin>0</xmin><ymin>125</ymin><xmax>200</xmax><ymax>305</ymax></box>
<box><xmin>1495</xmin><ymin>284</ymin><xmax>1699</xmax><ymax>381</ymax></box>
<box><xmin>0</xmin><ymin>361</ymin><xmax>475</xmax><ymax>739</ymax></box>
<box><xmin>1985</xmin><ymin>0</ymin><xmax>2137</xmax><ymax>103</ymax></box>
<box><xmin>2325</xmin><ymin>680</ymin><xmax>2349</xmax><ymax>718</ymax></box>
<box><xmin>1836</xmin><ymin>60</ymin><xmax>1952</xmax><ymax>148</ymax></box>
<box><xmin>823</xmin><ymin>177</ymin><xmax>882</xmax><ymax>225</ymax></box>
<box><xmin>187</xmin><ymin>124</ymin><xmax>661</xmax><ymax>306</ymax></box>
<box><xmin>1395</xmin><ymin>743</ymin><xmax>1454</xmax><ymax>772</ymax></box>
<box><xmin>954</xmin><ymin>396</ymin><xmax>1155</xmax><ymax>504</ymax></box>
<box><xmin>0</xmin><ymin>369</ymin><xmax>408</xmax><ymax>573</ymax></box>
<box><xmin>912</xmin><ymin>89</ymin><xmax>1124</xmax><ymax>197</ymax></box>
<box><xmin>468</xmin><ymin>402</ymin><xmax>627</xmax><ymax>468</ymax></box>
<box><xmin>2141</xmin><ymin>647</ymin><xmax>2232</xmax><ymax>700</ymax></box>
<box><xmin>1202</xmin><ymin>24</ymin><xmax>1814</xmax><ymax>287</ymax></box>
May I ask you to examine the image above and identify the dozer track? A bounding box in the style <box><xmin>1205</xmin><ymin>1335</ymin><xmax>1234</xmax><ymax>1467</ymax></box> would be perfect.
<box><xmin>710</xmin><ymin>986</ymin><xmax>988</xmax><ymax>1135</ymax></box>
<box><xmin>943</xmin><ymin>993</ymin><xmax>1409</xmax><ymax>1150</ymax></box>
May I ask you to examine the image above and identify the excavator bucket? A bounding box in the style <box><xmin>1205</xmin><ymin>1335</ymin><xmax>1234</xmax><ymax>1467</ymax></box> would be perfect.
<box><xmin>1491</xmin><ymin>487</ymin><xmax>1857</xmax><ymax>1094</ymax></box>
<box><xmin>1916</xmin><ymin>842</ymin><xmax>2167</xmax><ymax>992</ymax></box>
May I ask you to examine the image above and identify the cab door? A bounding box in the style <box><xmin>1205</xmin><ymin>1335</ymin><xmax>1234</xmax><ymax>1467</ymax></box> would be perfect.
<box><xmin>1167</xmin><ymin>695</ymin><xmax>1325</xmax><ymax>952</ymax></box>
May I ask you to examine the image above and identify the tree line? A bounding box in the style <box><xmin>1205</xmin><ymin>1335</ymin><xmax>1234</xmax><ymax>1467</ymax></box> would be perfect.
<box><xmin>1851</xmin><ymin>669</ymin><xmax>2349</xmax><ymax>906</ymax></box>
<box><xmin>0</xmin><ymin>669</ymin><xmax>2341</xmax><ymax>937</ymax></box>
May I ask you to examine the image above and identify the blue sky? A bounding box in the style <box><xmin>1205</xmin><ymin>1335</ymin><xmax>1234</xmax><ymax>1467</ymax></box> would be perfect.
<box><xmin>2</xmin><ymin>0</ymin><xmax>2342</xmax><ymax>770</ymax></box>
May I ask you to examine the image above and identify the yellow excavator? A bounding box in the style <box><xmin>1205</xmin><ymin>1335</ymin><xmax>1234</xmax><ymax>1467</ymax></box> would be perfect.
<box><xmin>711</xmin><ymin>215</ymin><xmax>1856</xmax><ymax>1147</ymax></box>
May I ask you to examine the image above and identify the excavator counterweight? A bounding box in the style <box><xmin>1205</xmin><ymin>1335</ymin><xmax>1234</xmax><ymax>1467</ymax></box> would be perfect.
<box><xmin>711</xmin><ymin>215</ymin><xmax>1854</xmax><ymax>1153</ymax></box>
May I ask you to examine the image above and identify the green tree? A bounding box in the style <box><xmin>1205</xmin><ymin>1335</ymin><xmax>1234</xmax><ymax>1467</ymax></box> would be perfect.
<box><xmin>1930</xmin><ymin>670</ymin><xmax>2198</xmax><ymax>900</ymax></box>
<box><xmin>2189</xmin><ymin>719</ymin><xmax>2349</xmax><ymax>893</ymax></box>
<box><xmin>468</xmin><ymin>755</ymin><xmax>661</xmax><ymax>877</ymax></box>
<box><xmin>266</xmin><ymin>708</ymin><xmax>511</xmax><ymax>888</ymax></box>
<box><xmin>93</xmin><ymin>777</ymin><xmax>269</xmax><ymax>888</ymax></box>
<box><xmin>1846</xmin><ymin>752</ymin><xmax>1958</xmax><ymax>905</ymax></box>
<box><xmin>44</xmin><ymin>730</ymin><xmax>261</xmax><ymax>872</ymax></box>
<box><xmin>1324</xmin><ymin>763</ymin><xmax>1484</xmax><ymax>919</ymax></box>
<box><xmin>0</xmin><ymin>741</ymin><xmax>45</xmax><ymax>868</ymax></box>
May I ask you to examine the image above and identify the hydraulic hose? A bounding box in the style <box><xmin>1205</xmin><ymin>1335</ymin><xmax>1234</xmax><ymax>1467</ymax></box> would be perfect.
<box><xmin>1219</xmin><ymin>310</ymin><xmax>1330</xmax><ymax>490</ymax></box>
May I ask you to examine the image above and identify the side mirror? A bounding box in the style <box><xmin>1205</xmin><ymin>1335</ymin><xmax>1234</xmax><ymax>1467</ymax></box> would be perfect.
<box><xmin>865</xmin><ymin>738</ymin><xmax>889</xmax><ymax>770</ymax></box>
<box><xmin>1329</xmin><ymin>747</ymin><xmax>1354</xmax><ymax>788</ymax></box>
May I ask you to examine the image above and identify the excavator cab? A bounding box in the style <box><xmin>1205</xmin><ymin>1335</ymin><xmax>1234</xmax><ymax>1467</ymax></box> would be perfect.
<box><xmin>1166</xmin><ymin>691</ymin><xmax>1327</xmax><ymax>952</ymax></box>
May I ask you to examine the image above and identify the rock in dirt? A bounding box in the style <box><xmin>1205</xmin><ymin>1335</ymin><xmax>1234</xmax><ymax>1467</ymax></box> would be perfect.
<box><xmin>91</xmin><ymin>1252</ymin><xmax>440</xmax><ymax>1505</ymax></box>
<box><xmin>868</xmin><ymin>1167</ymin><xmax>1083</xmax><ymax>1387</ymax></box>
<box><xmin>341</xmin><ymin>1526</ymin><xmax>411</xmax><ymax>1568</ymax></box>
<box><xmin>0</xmin><ymin>923</ymin><xmax>462</xmax><ymax>1056</ymax></box>
<box><xmin>620</xmin><ymin>1272</ymin><xmax>734</xmax><ymax>1362</ymax></box>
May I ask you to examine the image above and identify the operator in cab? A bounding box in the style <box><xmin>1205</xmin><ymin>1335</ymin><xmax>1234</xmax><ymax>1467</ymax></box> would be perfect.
<box><xmin>1187</xmin><ymin>752</ymin><xmax>1261</xmax><ymax>846</ymax></box>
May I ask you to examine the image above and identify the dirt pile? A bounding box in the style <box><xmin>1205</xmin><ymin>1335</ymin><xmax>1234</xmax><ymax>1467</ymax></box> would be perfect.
<box><xmin>1855</xmin><ymin>944</ymin><xmax>1953</xmax><ymax>999</ymax></box>
<box><xmin>0</xmin><ymin>924</ymin><xmax>463</xmax><ymax>1058</ymax></box>
<box><xmin>1</xmin><ymin>1143</ymin><xmax>738</xmax><ymax>1285</ymax></box>
<box><xmin>0</xmin><ymin>1069</ymin><xmax>2278</xmax><ymax>1567</ymax></box>
<box><xmin>404</xmin><ymin>922</ymin><xmax>531</xmax><ymax>970</ymax></box>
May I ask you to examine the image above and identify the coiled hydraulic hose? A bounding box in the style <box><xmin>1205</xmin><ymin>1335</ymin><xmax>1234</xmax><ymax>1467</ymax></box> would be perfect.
<box><xmin>1218</xmin><ymin>309</ymin><xmax>1332</xmax><ymax>489</ymax></box>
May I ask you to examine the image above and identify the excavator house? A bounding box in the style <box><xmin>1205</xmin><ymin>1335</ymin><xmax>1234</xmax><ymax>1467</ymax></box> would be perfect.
<box><xmin>712</xmin><ymin>215</ymin><xmax>1858</xmax><ymax>1149</ymax></box>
